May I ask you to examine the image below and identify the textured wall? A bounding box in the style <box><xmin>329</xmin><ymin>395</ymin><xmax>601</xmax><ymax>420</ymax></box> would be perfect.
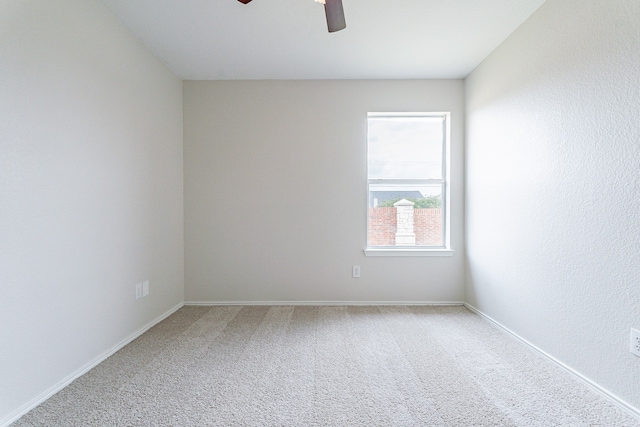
<box><xmin>0</xmin><ymin>1</ymin><xmax>184</xmax><ymax>423</ymax></box>
<box><xmin>184</xmin><ymin>80</ymin><xmax>464</xmax><ymax>303</ymax></box>
<box><xmin>466</xmin><ymin>0</ymin><xmax>640</xmax><ymax>410</ymax></box>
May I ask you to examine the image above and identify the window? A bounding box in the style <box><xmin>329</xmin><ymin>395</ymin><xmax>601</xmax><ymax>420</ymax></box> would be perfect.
<box><xmin>365</xmin><ymin>113</ymin><xmax>452</xmax><ymax>256</ymax></box>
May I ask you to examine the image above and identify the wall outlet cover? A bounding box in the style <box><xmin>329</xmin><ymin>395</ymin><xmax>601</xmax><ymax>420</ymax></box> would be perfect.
<box><xmin>352</xmin><ymin>265</ymin><xmax>361</xmax><ymax>278</ymax></box>
<box><xmin>631</xmin><ymin>328</ymin><xmax>640</xmax><ymax>357</ymax></box>
<box><xmin>135</xmin><ymin>283</ymin><xmax>143</xmax><ymax>300</ymax></box>
<box><xmin>142</xmin><ymin>280</ymin><xmax>149</xmax><ymax>297</ymax></box>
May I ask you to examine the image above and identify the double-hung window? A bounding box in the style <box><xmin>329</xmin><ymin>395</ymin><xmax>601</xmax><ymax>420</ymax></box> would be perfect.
<box><xmin>365</xmin><ymin>112</ymin><xmax>451</xmax><ymax>256</ymax></box>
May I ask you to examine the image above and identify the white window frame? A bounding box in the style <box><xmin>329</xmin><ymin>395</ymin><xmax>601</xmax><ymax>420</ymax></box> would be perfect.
<box><xmin>364</xmin><ymin>112</ymin><xmax>454</xmax><ymax>257</ymax></box>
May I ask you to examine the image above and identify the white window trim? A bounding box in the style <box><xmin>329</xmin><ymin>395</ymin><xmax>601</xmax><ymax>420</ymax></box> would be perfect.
<box><xmin>364</xmin><ymin>248</ymin><xmax>455</xmax><ymax>257</ymax></box>
<box><xmin>365</xmin><ymin>112</ymin><xmax>452</xmax><ymax>256</ymax></box>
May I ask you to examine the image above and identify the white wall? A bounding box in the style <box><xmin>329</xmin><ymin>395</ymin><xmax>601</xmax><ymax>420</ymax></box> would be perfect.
<box><xmin>0</xmin><ymin>1</ymin><xmax>184</xmax><ymax>423</ymax></box>
<box><xmin>466</xmin><ymin>0</ymin><xmax>640</xmax><ymax>411</ymax></box>
<box><xmin>184</xmin><ymin>80</ymin><xmax>464</xmax><ymax>303</ymax></box>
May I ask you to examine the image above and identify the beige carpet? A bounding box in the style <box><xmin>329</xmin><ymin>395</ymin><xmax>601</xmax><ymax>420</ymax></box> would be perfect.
<box><xmin>13</xmin><ymin>305</ymin><xmax>640</xmax><ymax>426</ymax></box>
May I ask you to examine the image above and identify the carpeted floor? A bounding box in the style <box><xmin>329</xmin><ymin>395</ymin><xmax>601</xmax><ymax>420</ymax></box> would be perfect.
<box><xmin>13</xmin><ymin>305</ymin><xmax>640</xmax><ymax>426</ymax></box>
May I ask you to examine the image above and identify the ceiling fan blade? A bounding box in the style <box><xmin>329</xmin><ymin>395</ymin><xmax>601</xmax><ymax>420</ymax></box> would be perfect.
<box><xmin>238</xmin><ymin>0</ymin><xmax>252</xmax><ymax>4</ymax></box>
<box><xmin>324</xmin><ymin>0</ymin><xmax>346</xmax><ymax>33</ymax></box>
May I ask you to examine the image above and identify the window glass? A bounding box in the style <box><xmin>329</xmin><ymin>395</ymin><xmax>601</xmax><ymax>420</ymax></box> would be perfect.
<box><xmin>367</xmin><ymin>116</ymin><xmax>443</xmax><ymax>180</ymax></box>
<box><xmin>367</xmin><ymin>113</ymin><xmax>448</xmax><ymax>249</ymax></box>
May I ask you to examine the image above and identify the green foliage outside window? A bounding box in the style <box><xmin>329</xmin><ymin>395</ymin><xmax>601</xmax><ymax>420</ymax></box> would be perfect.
<box><xmin>378</xmin><ymin>195</ymin><xmax>442</xmax><ymax>209</ymax></box>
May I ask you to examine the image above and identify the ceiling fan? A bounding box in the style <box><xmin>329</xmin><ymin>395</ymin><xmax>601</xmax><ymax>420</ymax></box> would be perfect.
<box><xmin>237</xmin><ymin>0</ymin><xmax>346</xmax><ymax>33</ymax></box>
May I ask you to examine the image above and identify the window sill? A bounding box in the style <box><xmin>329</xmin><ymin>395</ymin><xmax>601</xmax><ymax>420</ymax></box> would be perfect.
<box><xmin>364</xmin><ymin>248</ymin><xmax>455</xmax><ymax>257</ymax></box>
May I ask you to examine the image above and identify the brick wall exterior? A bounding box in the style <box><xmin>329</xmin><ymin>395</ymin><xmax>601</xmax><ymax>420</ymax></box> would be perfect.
<box><xmin>414</xmin><ymin>208</ymin><xmax>443</xmax><ymax>246</ymax></box>
<box><xmin>368</xmin><ymin>207</ymin><xmax>442</xmax><ymax>246</ymax></box>
<box><xmin>368</xmin><ymin>207</ymin><xmax>396</xmax><ymax>246</ymax></box>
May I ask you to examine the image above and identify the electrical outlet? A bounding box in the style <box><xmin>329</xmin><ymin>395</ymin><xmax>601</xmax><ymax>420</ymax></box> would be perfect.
<box><xmin>352</xmin><ymin>265</ymin><xmax>361</xmax><ymax>278</ymax></box>
<box><xmin>142</xmin><ymin>280</ymin><xmax>149</xmax><ymax>297</ymax></box>
<box><xmin>135</xmin><ymin>283</ymin><xmax>143</xmax><ymax>300</ymax></box>
<box><xmin>631</xmin><ymin>328</ymin><xmax>640</xmax><ymax>357</ymax></box>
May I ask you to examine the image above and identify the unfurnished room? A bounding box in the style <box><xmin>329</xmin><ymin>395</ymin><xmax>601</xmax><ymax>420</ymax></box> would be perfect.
<box><xmin>1</xmin><ymin>0</ymin><xmax>639</xmax><ymax>425</ymax></box>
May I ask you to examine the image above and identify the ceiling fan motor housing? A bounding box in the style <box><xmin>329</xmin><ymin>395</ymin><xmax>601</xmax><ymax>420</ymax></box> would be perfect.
<box><xmin>236</xmin><ymin>0</ymin><xmax>346</xmax><ymax>33</ymax></box>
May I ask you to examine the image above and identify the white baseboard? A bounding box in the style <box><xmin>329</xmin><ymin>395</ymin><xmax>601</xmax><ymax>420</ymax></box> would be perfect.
<box><xmin>1</xmin><ymin>302</ymin><xmax>185</xmax><ymax>427</ymax></box>
<box><xmin>464</xmin><ymin>303</ymin><xmax>640</xmax><ymax>421</ymax></box>
<box><xmin>185</xmin><ymin>300</ymin><xmax>465</xmax><ymax>306</ymax></box>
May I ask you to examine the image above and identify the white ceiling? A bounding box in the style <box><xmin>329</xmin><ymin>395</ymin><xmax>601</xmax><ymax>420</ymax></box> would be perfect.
<box><xmin>99</xmin><ymin>0</ymin><xmax>546</xmax><ymax>80</ymax></box>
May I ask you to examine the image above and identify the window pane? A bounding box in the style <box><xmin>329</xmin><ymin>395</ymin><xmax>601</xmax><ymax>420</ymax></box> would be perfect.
<box><xmin>368</xmin><ymin>116</ymin><xmax>443</xmax><ymax>180</ymax></box>
<box><xmin>368</xmin><ymin>184</ymin><xmax>443</xmax><ymax>247</ymax></box>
